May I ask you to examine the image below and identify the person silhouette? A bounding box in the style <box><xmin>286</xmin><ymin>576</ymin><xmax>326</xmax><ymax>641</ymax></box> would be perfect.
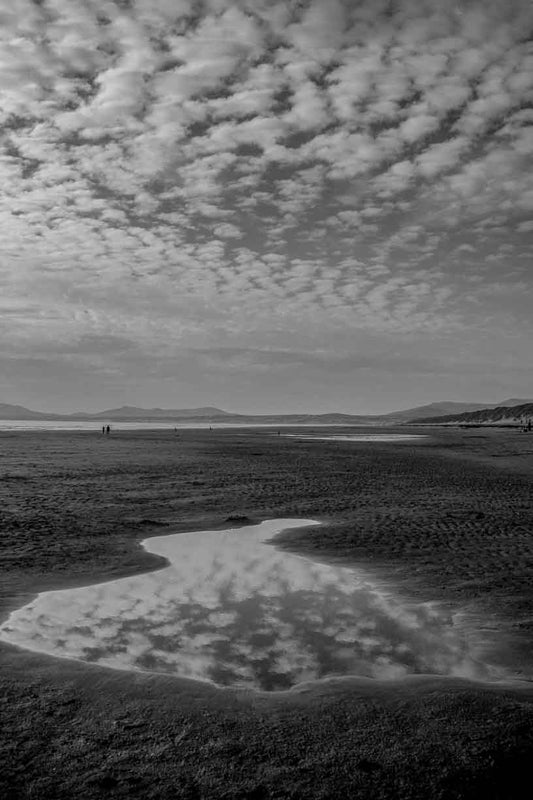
<box><xmin>106</xmin><ymin>425</ymin><xmax>110</xmax><ymax>435</ymax></box>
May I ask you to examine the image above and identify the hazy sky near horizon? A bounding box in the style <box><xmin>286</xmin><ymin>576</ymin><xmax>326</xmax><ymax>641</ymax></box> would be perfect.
<box><xmin>1</xmin><ymin>0</ymin><xmax>532</xmax><ymax>414</ymax></box>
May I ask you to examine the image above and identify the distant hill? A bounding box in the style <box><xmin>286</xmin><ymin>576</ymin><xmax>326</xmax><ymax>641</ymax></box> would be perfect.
<box><xmin>0</xmin><ymin>403</ymin><xmax>232</xmax><ymax>421</ymax></box>
<box><xmin>496</xmin><ymin>398</ymin><xmax>533</xmax><ymax>407</ymax></box>
<box><xmin>412</xmin><ymin>402</ymin><xmax>533</xmax><ymax>426</ymax></box>
<box><xmin>1</xmin><ymin>400</ymin><xmax>531</xmax><ymax>424</ymax></box>
<box><xmin>0</xmin><ymin>403</ymin><xmax>62</xmax><ymax>420</ymax></box>
<box><xmin>376</xmin><ymin>401</ymin><xmax>492</xmax><ymax>422</ymax></box>
<box><xmin>71</xmin><ymin>406</ymin><xmax>232</xmax><ymax>420</ymax></box>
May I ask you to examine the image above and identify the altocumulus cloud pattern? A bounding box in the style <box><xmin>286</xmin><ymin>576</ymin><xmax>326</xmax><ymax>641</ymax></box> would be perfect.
<box><xmin>0</xmin><ymin>0</ymin><xmax>532</xmax><ymax>409</ymax></box>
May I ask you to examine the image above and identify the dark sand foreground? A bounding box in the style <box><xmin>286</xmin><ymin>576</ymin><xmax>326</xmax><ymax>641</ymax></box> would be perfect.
<box><xmin>1</xmin><ymin>427</ymin><xmax>533</xmax><ymax>799</ymax></box>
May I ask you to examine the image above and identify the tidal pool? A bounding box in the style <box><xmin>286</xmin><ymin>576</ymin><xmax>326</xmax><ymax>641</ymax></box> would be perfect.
<box><xmin>0</xmin><ymin>519</ymin><xmax>504</xmax><ymax>691</ymax></box>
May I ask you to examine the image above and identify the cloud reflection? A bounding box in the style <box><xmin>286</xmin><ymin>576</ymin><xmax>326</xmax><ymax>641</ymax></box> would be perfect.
<box><xmin>0</xmin><ymin>519</ymin><xmax>504</xmax><ymax>690</ymax></box>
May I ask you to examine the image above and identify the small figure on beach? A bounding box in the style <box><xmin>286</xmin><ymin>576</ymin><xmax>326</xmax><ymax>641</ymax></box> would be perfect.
<box><xmin>106</xmin><ymin>425</ymin><xmax>111</xmax><ymax>435</ymax></box>
<box><xmin>102</xmin><ymin>426</ymin><xmax>105</xmax><ymax>435</ymax></box>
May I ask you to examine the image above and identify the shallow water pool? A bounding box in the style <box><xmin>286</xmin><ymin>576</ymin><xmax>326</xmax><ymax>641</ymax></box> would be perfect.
<box><xmin>0</xmin><ymin>519</ymin><xmax>504</xmax><ymax>690</ymax></box>
<box><xmin>284</xmin><ymin>434</ymin><xmax>427</xmax><ymax>442</ymax></box>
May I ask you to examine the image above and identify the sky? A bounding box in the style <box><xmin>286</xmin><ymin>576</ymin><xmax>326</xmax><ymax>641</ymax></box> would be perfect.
<box><xmin>0</xmin><ymin>0</ymin><xmax>532</xmax><ymax>414</ymax></box>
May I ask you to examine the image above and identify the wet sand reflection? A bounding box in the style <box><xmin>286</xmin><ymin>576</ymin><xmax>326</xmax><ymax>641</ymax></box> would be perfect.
<box><xmin>0</xmin><ymin>519</ymin><xmax>505</xmax><ymax>690</ymax></box>
<box><xmin>284</xmin><ymin>434</ymin><xmax>427</xmax><ymax>442</ymax></box>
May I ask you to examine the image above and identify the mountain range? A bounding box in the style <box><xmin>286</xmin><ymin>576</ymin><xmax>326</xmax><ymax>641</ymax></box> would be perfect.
<box><xmin>1</xmin><ymin>399</ymin><xmax>531</xmax><ymax>424</ymax></box>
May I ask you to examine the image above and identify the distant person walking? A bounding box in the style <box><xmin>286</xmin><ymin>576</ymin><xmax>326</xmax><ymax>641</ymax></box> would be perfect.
<box><xmin>106</xmin><ymin>425</ymin><xmax>111</xmax><ymax>435</ymax></box>
<box><xmin>102</xmin><ymin>426</ymin><xmax>105</xmax><ymax>434</ymax></box>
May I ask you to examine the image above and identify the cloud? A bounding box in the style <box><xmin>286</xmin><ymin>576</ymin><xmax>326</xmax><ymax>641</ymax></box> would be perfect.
<box><xmin>212</xmin><ymin>222</ymin><xmax>242</xmax><ymax>239</ymax></box>
<box><xmin>0</xmin><ymin>0</ymin><xmax>531</xmax><ymax>409</ymax></box>
<box><xmin>416</xmin><ymin>137</ymin><xmax>470</xmax><ymax>178</ymax></box>
<box><xmin>399</xmin><ymin>112</ymin><xmax>440</xmax><ymax>144</ymax></box>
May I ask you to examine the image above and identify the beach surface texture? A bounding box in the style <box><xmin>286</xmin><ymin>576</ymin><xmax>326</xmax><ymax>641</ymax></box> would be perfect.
<box><xmin>1</xmin><ymin>426</ymin><xmax>533</xmax><ymax>799</ymax></box>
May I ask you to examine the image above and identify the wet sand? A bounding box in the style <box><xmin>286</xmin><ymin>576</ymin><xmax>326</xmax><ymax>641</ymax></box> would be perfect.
<box><xmin>1</xmin><ymin>426</ymin><xmax>533</xmax><ymax>798</ymax></box>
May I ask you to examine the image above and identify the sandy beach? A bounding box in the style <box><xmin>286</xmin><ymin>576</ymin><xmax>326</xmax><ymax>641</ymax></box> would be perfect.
<box><xmin>1</xmin><ymin>427</ymin><xmax>533</xmax><ymax>798</ymax></box>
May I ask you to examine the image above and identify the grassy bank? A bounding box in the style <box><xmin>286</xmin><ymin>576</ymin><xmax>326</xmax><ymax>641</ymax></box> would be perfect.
<box><xmin>1</xmin><ymin>427</ymin><xmax>533</xmax><ymax>798</ymax></box>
